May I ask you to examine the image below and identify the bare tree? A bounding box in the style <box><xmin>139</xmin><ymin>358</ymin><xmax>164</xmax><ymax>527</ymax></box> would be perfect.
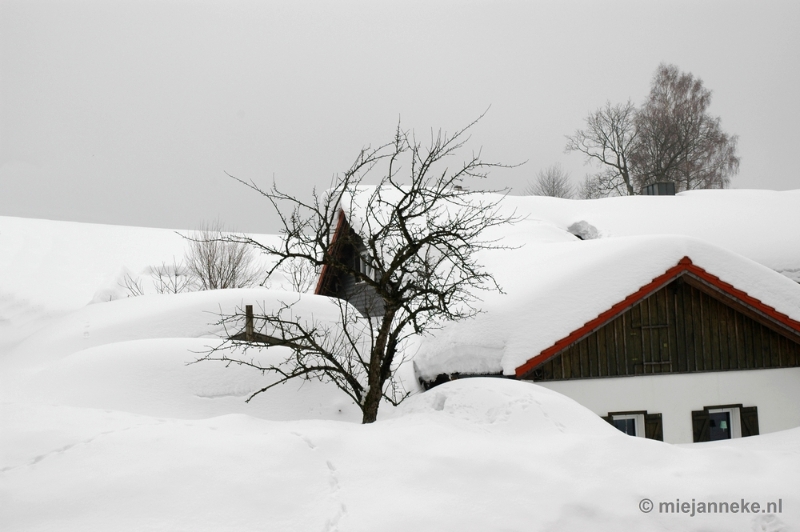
<box><xmin>524</xmin><ymin>163</ymin><xmax>574</xmax><ymax>198</ymax></box>
<box><xmin>195</xmin><ymin>116</ymin><xmax>518</xmax><ymax>423</ymax></box>
<box><xmin>565</xmin><ymin>101</ymin><xmax>639</xmax><ymax>196</ymax></box>
<box><xmin>184</xmin><ymin>220</ymin><xmax>260</xmax><ymax>290</ymax></box>
<box><xmin>631</xmin><ymin>63</ymin><xmax>739</xmax><ymax>191</ymax></box>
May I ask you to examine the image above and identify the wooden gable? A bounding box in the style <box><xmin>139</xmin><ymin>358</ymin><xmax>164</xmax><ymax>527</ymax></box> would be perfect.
<box><xmin>517</xmin><ymin>258</ymin><xmax>800</xmax><ymax>382</ymax></box>
<box><xmin>314</xmin><ymin>210</ymin><xmax>385</xmax><ymax>318</ymax></box>
<box><xmin>315</xmin><ymin>210</ymin><xmax>349</xmax><ymax>297</ymax></box>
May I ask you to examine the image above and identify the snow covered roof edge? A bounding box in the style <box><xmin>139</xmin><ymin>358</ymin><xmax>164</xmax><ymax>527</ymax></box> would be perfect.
<box><xmin>514</xmin><ymin>255</ymin><xmax>800</xmax><ymax>378</ymax></box>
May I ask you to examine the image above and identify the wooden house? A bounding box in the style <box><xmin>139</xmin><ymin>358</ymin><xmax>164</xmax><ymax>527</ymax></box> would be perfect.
<box><xmin>415</xmin><ymin>249</ymin><xmax>800</xmax><ymax>444</ymax></box>
<box><xmin>515</xmin><ymin>256</ymin><xmax>800</xmax><ymax>443</ymax></box>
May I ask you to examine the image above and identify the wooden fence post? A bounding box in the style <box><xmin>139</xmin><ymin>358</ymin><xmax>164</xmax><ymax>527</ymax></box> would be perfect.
<box><xmin>245</xmin><ymin>305</ymin><xmax>254</xmax><ymax>342</ymax></box>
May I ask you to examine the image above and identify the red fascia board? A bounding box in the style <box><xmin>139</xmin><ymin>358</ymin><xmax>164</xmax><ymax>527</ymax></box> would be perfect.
<box><xmin>514</xmin><ymin>256</ymin><xmax>800</xmax><ymax>378</ymax></box>
<box><xmin>314</xmin><ymin>209</ymin><xmax>348</xmax><ymax>295</ymax></box>
<box><xmin>682</xmin><ymin>262</ymin><xmax>800</xmax><ymax>333</ymax></box>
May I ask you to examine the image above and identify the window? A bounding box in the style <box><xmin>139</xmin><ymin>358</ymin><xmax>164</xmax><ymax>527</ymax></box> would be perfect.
<box><xmin>611</xmin><ymin>414</ymin><xmax>645</xmax><ymax>437</ymax></box>
<box><xmin>602</xmin><ymin>411</ymin><xmax>662</xmax><ymax>440</ymax></box>
<box><xmin>612</xmin><ymin>417</ymin><xmax>636</xmax><ymax>435</ymax></box>
<box><xmin>353</xmin><ymin>252</ymin><xmax>375</xmax><ymax>283</ymax></box>
<box><xmin>692</xmin><ymin>404</ymin><xmax>758</xmax><ymax>442</ymax></box>
<box><xmin>708</xmin><ymin>408</ymin><xmax>742</xmax><ymax>440</ymax></box>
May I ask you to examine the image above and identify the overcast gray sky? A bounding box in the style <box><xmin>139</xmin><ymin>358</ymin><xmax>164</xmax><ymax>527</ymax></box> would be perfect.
<box><xmin>2</xmin><ymin>0</ymin><xmax>798</xmax><ymax>233</ymax></box>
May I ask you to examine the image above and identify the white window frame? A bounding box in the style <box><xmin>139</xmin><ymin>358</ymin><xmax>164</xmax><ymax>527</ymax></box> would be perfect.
<box><xmin>355</xmin><ymin>252</ymin><xmax>375</xmax><ymax>283</ymax></box>
<box><xmin>611</xmin><ymin>413</ymin><xmax>646</xmax><ymax>438</ymax></box>
<box><xmin>707</xmin><ymin>407</ymin><xmax>742</xmax><ymax>439</ymax></box>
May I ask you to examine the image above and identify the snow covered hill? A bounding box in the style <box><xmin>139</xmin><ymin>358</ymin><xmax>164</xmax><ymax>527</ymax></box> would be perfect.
<box><xmin>1</xmin><ymin>191</ymin><xmax>799</xmax><ymax>531</ymax></box>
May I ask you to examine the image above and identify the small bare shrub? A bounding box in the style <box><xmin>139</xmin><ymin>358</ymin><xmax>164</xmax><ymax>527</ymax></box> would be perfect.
<box><xmin>149</xmin><ymin>258</ymin><xmax>194</xmax><ymax>294</ymax></box>
<box><xmin>120</xmin><ymin>271</ymin><xmax>146</xmax><ymax>297</ymax></box>
<box><xmin>184</xmin><ymin>221</ymin><xmax>259</xmax><ymax>290</ymax></box>
<box><xmin>524</xmin><ymin>163</ymin><xmax>574</xmax><ymax>198</ymax></box>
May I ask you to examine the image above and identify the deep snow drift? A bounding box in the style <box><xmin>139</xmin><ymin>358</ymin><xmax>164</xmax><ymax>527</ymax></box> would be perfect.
<box><xmin>3</xmin><ymin>380</ymin><xmax>797</xmax><ymax>531</ymax></box>
<box><xmin>2</xmin><ymin>192</ymin><xmax>799</xmax><ymax>531</ymax></box>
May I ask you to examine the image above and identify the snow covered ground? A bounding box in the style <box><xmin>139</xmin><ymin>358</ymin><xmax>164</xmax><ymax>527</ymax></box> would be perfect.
<box><xmin>4</xmin><ymin>381</ymin><xmax>798</xmax><ymax>531</ymax></box>
<box><xmin>1</xmin><ymin>192</ymin><xmax>799</xmax><ymax>531</ymax></box>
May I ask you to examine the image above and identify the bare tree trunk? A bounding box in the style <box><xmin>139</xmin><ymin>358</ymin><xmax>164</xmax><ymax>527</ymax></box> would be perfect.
<box><xmin>361</xmin><ymin>308</ymin><xmax>396</xmax><ymax>423</ymax></box>
<box><xmin>621</xmin><ymin>167</ymin><xmax>635</xmax><ymax>196</ymax></box>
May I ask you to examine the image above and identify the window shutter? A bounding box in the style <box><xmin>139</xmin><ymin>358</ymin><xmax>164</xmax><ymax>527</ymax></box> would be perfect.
<box><xmin>692</xmin><ymin>410</ymin><xmax>710</xmax><ymax>442</ymax></box>
<box><xmin>601</xmin><ymin>415</ymin><xmax>613</xmax><ymax>425</ymax></box>
<box><xmin>740</xmin><ymin>406</ymin><xmax>759</xmax><ymax>437</ymax></box>
<box><xmin>644</xmin><ymin>413</ymin><xmax>663</xmax><ymax>441</ymax></box>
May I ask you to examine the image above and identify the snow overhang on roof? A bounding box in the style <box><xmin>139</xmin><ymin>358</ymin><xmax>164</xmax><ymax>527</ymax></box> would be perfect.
<box><xmin>412</xmin><ymin>235</ymin><xmax>800</xmax><ymax>381</ymax></box>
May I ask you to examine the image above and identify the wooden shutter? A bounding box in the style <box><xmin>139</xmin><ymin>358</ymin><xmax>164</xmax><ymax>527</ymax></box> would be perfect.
<box><xmin>692</xmin><ymin>410</ymin><xmax>710</xmax><ymax>442</ymax></box>
<box><xmin>644</xmin><ymin>413</ymin><xmax>663</xmax><ymax>441</ymax></box>
<box><xmin>740</xmin><ymin>406</ymin><xmax>759</xmax><ymax>437</ymax></box>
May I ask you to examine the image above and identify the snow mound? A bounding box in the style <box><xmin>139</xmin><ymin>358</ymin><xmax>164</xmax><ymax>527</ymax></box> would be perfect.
<box><xmin>393</xmin><ymin>378</ymin><xmax>616</xmax><ymax>436</ymax></box>
<box><xmin>567</xmin><ymin>220</ymin><xmax>600</xmax><ymax>240</ymax></box>
<box><xmin>1</xmin><ymin>287</ymin><xmax>368</xmax><ymax>422</ymax></box>
<box><xmin>7</xmin><ymin>338</ymin><xmax>362</xmax><ymax>422</ymax></box>
<box><xmin>4</xmin><ymin>288</ymin><xmax>346</xmax><ymax>368</ymax></box>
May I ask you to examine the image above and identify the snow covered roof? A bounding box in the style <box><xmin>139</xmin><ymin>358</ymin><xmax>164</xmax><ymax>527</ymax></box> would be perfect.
<box><xmin>336</xmin><ymin>188</ymin><xmax>800</xmax><ymax>280</ymax></box>
<box><xmin>498</xmin><ymin>189</ymin><xmax>800</xmax><ymax>281</ymax></box>
<box><xmin>327</xmin><ymin>187</ymin><xmax>800</xmax><ymax>379</ymax></box>
<box><xmin>413</xmin><ymin>234</ymin><xmax>800</xmax><ymax>380</ymax></box>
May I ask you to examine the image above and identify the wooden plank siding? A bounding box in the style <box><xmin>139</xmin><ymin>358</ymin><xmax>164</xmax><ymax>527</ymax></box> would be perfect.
<box><xmin>531</xmin><ymin>278</ymin><xmax>800</xmax><ymax>382</ymax></box>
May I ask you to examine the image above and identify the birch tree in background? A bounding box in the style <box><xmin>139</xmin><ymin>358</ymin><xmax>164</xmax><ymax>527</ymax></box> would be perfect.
<box><xmin>632</xmin><ymin>64</ymin><xmax>740</xmax><ymax>191</ymax></box>
<box><xmin>566</xmin><ymin>64</ymin><xmax>739</xmax><ymax>197</ymax></box>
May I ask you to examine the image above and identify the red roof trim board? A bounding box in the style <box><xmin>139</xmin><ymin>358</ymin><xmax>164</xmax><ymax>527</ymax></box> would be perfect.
<box><xmin>515</xmin><ymin>256</ymin><xmax>800</xmax><ymax>379</ymax></box>
<box><xmin>314</xmin><ymin>209</ymin><xmax>348</xmax><ymax>296</ymax></box>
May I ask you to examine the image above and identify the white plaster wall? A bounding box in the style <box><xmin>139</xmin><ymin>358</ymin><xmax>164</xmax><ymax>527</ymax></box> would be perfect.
<box><xmin>537</xmin><ymin>368</ymin><xmax>800</xmax><ymax>443</ymax></box>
